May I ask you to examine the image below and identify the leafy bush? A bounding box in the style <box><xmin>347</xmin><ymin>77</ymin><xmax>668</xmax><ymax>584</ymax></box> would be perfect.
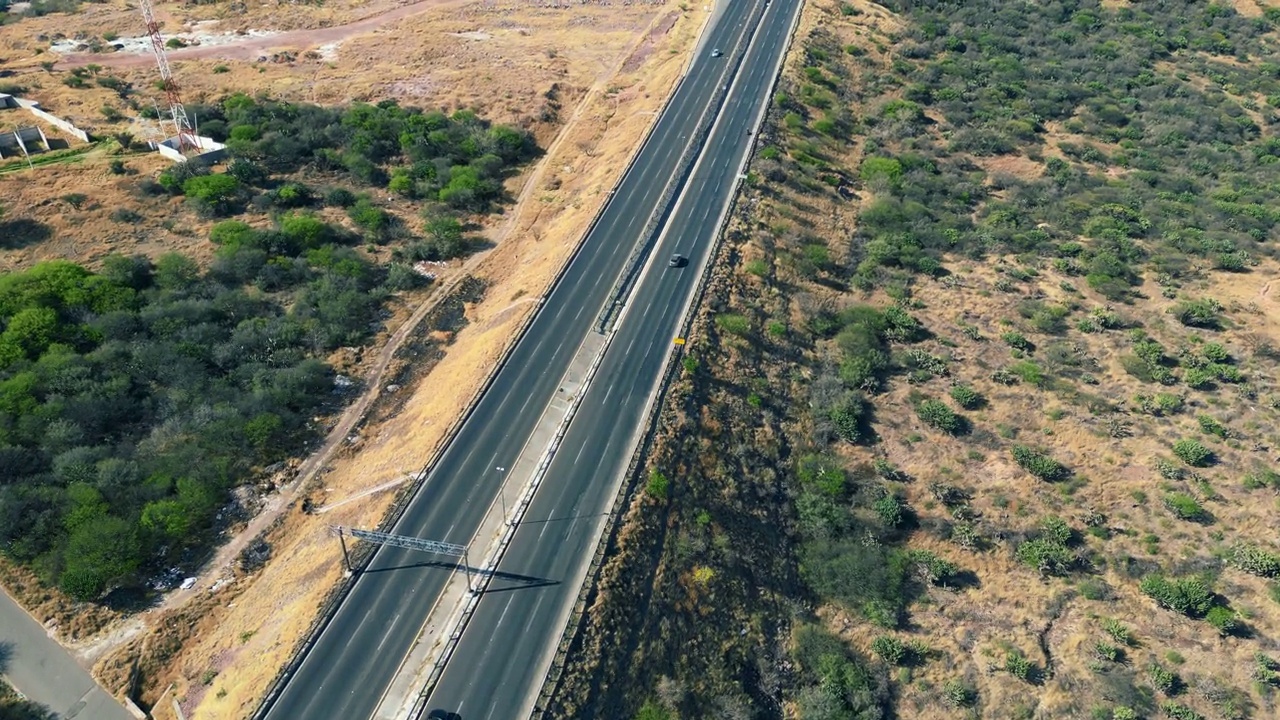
<box><xmin>948</xmin><ymin>384</ymin><xmax>984</xmax><ymax>409</ymax></box>
<box><xmin>1162</xmin><ymin>493</ymin><xmax>1209</xmax><ymax>523</ymax></box>
<box><xmin>1135</xmin><ymin>392</ymin><xmax>1183</xmax><ymax>416</ymax></box>
<box><xmin>872</xmin><ymin>493</ymin><xmax>907</xmax><ymax>530</ymax></box>
<box><xmin>645</xmin><ymin>469</ymin><xmax>669</xmax><ymax>500</ymax></box>
<box><xmin>1005</xmin><ymin>651</ymin><xmax>1034</xmax><ymax>681</ymax></box>
<box><xmin>1101</xmin><ymin>619</ymin><xmax>1132</xmax><ymax>646</ymax></box>
<box><xmin>1172</xmin><ymin>439</ymin><xmax>1213</xmax><ymax>467</ymax></box>
<box><xmin>915</xmin><ymin>398</ymin><xmax>961</xmax><ymax>434</ymax></box>
<box><xmin>1171</xmin><ymin>298</ymin><xmax>1222</xmax><ymax>329</ymax></box>
<box><xmin>1150</xmin><ymin>663</ymin><xmax>1181</xmax><ymax>696</ymax></box>
<box><xmin>182</xmin><ymin>174</ymin><xmax>244</xmax><ymax>217</ymax></box>
<box><xmin>1200</xmin><ymin>342</ymin><xmax>1231</xmax><ymax>363</ymax></box>
<box><xmin>1139</xmin><ymin>575</ymin><xmax>1214</xmax><ymax>617</ymax></box>
<box><xmin>1226</xmin><ymin>543</ymin><xmax>1280</xmax><ymax>577</ymax></box>
<box><xmin>1002</xmin><ymin>330</ymin><xmax>1032</xmax><ymax>350</ymax></box>
<box><xmin>1196</xmin><ymin>415</ymin><xmax>1228</xmax><ymax>438</ymax></box>
<box><xmin>830</xmin><ymin>393</ymin><xmax>867</xmax><ymax>444</ymax></box>
<box><xmin>942</xmin><ymin>679</ymin><xmax>975</xmax><ymax>708</ymax></box>
<box><xmin>1205</xmin><ymin>605</ymin><xmax>1240</xmax><ymax>636</ymax></box>
<box><xmin>715</xmin><ymin>313</ymin><xmax>751</xmax><ymax>337</ymax></box>
<box><xmin>1160</xmin><ymin>703</ymin><xmax>1203</xmax><ymax>720</ymax></box>
<box><xmin>870</xmin><ymin>635</ymin><xmax>906</xmax><ymax>665</ymax></box>
<box><xmin>1010</xmin><ymin>445</ymin><xmax>1069</xmax><ymax>481</ymax></box>
<box><xmin>1017</xmin><ymin>538</ymin><xmax>1076</xmax><ymax>576</ymax></box>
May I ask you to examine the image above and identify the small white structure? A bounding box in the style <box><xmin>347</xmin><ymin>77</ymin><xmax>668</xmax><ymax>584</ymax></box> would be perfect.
<box><xmin>153</xmin><ymin>134</ymin><xmax>227</xmax><ymax>164</ymax></box>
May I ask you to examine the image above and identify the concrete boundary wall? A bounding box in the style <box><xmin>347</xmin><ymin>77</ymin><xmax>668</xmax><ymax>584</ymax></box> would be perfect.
<box><xmin>155</xmin><ymin>135</ymin><xmax>228</xmax><ymax>164</ymax></box>
<box><xmin>0</xmin><ymin>93</ymin><xmax>91</xmax><ymax>143</ymax></box>
<box><xmin>0</xmin><ymin>126</ymin><xmax>47</xmax><ymax>159</ymax></box>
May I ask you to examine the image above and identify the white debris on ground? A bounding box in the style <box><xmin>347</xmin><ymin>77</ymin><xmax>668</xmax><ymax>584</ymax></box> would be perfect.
<box><xmin>48</xmin><ymin>28</ymin><xmax>281</xmax><ymax>55</ymax></box>
<box><xmin>316</xmin><ymin>41</ymin><xmax>342</xmax><ymax>61</ymax></box>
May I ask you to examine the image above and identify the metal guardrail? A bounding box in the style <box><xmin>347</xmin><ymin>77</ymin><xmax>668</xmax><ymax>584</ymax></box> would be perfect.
<box><xmin>528</xmin><ymin>0</ymin><xmax>806</xmax><ymax>715</ymax></box>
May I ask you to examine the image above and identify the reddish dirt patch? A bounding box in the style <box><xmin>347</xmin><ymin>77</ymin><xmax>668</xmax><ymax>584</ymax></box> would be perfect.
<box><xmin>620</xmin><ymin>10</ymin><xmax>679</xmax><ymax>74</ymax></box>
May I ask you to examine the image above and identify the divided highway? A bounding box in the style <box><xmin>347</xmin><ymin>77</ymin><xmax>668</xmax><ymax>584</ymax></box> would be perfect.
<box><xmin>260</xmin><ymin>1</ymin><xmax>784</xmax><ymax>718</ymax></box>
<box><xmin>424</xmin><ymin>0</ymin><xmax>803</xmax><ymax>717</ymax></box>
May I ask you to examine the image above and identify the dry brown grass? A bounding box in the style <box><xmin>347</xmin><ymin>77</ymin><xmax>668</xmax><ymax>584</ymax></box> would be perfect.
<box><xmin>828</xmin><ymin>259</ymin><xmax>1280</xmax><ymax>718</ymax></box>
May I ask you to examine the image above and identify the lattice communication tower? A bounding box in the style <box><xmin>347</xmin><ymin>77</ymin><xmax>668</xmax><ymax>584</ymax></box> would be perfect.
<box><xmin>139</xmin><ymin>0</ymin><xmax>198</xmax><ymax>152</ymax></box>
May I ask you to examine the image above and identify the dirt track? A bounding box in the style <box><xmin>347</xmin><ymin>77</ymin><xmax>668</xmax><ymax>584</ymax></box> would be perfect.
<box><xmin>57</xmin><ymin>0</ymin><xmax>468</xmax><ymax>67</ymax></box>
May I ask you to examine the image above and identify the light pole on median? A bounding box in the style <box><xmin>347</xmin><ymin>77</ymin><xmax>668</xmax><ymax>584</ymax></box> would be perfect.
<box><xmin>496</xmin><ymin>466</ymin><xmax>509</xmax><ymax>524</ymax></box>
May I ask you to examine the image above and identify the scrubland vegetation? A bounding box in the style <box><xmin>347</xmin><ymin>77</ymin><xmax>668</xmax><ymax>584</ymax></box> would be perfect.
<box><xmin>0</xmin><ymin>97</ymin><xmax>535</xmax><ymax>601</ymax></box>
<box><xmin>554</xmin><ymin>1</ymin><xmax>1280</xmax><ymax>719</ymax></box>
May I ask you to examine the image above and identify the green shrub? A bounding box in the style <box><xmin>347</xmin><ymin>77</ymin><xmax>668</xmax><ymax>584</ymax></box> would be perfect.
<box><xmin>1150</xmin><ymin>663</ymin><xmax>1180</xmax><ymax>695</ymax></box>
<box><xmin>870</xmin><ymin>635</ymin><xmax>906</xmax><ymax>665</ymax></box>
<box><xmin>1200</xmin><ymin>342</ymin><xmax>1231</xmax><ymax>363</ymax></box>
<box><xmin>873</xmin><ymin>493</ymin><xmax>907</xmax><ymax>530</ymax></box>
<box><xmin>1205</xmin><ymin>605</ymin><xmax>1240</xmax><ymax>635</ymax></box>
<box><xmin>1140</xmin><ymin>575</ymin><xmax>1214</xmax><ymax>617</ymax></box>
<box><xmin>1227</xmin><ymin>543</ymin><xmax>1280</xmax><ymax>577</ymax></box>
<box><xmin>1182</xmin><ymin>367</ymin><xmax>1214</xmax><ymax>389</ymax></box>
<box><xmin>1094</xmin><ymin>640</ymin><xmax>1121</xmax><ymax>662</ymax></box>
<box><xmin>942</xmin><ymin>679</ymin><xmax>975</xmax><ymax>708</ymax></box>
<box><xmin>1002</xmin><ymin>330</ymin><xmax>1032</xmax><ymax>350</ymax></box>
<box><xmin>1101</xmin><ymin>618</ymin><xmax>1132</xmax><ymax>646</ymax></box>
<box><xmin>949</xmin><ymin>384</ymin><xmax>984</xmax><ymax>409</ymax></box>
<box><xmin>1136</xmin><ymin>392</ymin><xmax>1183</xmax><ymax>415</ymax></box>
<box><xmin>1196</xmin><ymin>415</ymin><xmax>1228</xmax><ymax>438</ymax></box>
<box><xmin>1255</xmin><ymin>654</ymin><xmax>1280</xmax><ymax>687</ymax></box>
<box><xmin>1172</xmin><ymin>439</ymin><xmax>1213</xmax><ymax>467</ymax></box>
<box><xmin>1171</xmin><ymin>298</ymin><xmax>1222</xmax><ymax>329</ymax></box>
<box><xmin>635</xmin><ymin>700</ymin><xmax>672</xmax><ymax>720</ymax></box>
<box><xmin>715</xmin><ymin>313</ymin><xmax>751</xmax><ymax>337</ymax></box>
<box><xmin>906</xmin><ymin>549</ymin><xmax>959</xmax><ymax>585</ymax></box>
<box><xmin>1010</xmin><ymin>445</ymin><xmax>1069</xmax><ymax>481</ymax></box>
<box><xmin>1005</xmin><ymin>651</ymin><xmax>1034</xmax><ymax>681</ymax></box>
<box><xmin>831</xmin><ymin>393</ymin><xmax>867</xmax><ymax>444</ymax></box>
<box><xmin>1008</xmin><ymin>361</ymin><xmax>1047</xmax><ymax>386</ymax></box>
<box><xmin>1162</xmin><ymin>493</ymin><xmax>1208</xmax><ymax>522</ymax></box>
<box><xmin>1017</xmin><ymin>538</ymin><xmax>1076</xmax><ymax>576</ymax></box>
<box><xmin>645</xmin><ymin>470</ymin><xmax>669</xmax><ymax>500</ymax></box>
<box><xmin>916</xmin><ymin>398</ymin><xmax>962</xmax><ymax>434</ymax></box>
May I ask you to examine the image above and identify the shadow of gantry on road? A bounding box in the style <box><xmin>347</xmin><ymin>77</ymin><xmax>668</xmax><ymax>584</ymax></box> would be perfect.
<box><xmin>361</xmin><ymin>559</ymin><xmax>559</xmax><ymax>594</ymax></box>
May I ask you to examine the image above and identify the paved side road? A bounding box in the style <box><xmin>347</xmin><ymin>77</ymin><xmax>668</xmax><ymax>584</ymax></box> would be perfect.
<box><xmin>0</xmin><ymin>590</ymin><xmax>134</xmax><ymax>720</ymax></box>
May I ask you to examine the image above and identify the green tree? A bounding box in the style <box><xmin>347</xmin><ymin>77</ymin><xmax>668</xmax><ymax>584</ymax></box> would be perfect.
<box><xmin>0</xmin><ymin>306</ymin><xmax>60</xmax><ymax>361</ymax></box>
<box><xmin>60</xmin><ymin>515</ymin><xmax>142</xmax><ymax>600</ymax></box>
<box><xmin>182</xmin><ymin>173</ymin><xmax>243</xmax><ymax>216</ymax></box>
<box><xmin>153</xmin><ymin>252</ymin><xmax>200</xmax><ymax>291</ymax></box>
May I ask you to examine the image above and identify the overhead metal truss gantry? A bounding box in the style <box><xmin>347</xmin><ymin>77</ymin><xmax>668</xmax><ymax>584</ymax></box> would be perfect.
<box><xmin>332</xmin><ymin>526</ymin><xmax>478</xmax><ymax>592</ymax></box>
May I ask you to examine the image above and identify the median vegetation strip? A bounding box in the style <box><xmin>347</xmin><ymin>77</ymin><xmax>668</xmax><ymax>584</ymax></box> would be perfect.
<box><xmin>552</xmin><ymin>0</ymin><xmax>1280</xmax><ymax>719</ymax></box>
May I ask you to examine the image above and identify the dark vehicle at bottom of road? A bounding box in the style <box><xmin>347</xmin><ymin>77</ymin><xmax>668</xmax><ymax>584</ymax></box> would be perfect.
<box><xmin>427</xmin><ymin>711</ymin><xmax>461</xmax><ymax>720</ymax></box>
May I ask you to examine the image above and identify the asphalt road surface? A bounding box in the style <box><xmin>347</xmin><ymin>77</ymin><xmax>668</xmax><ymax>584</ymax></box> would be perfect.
<box><xmin>0</xmin><ymin>590</ymin><xmax>135</xmax><ymax>720</ymax></box>
<box><xmin>261</xmin><ymin>1</ymin><xmax>782</xmax><ymax>718</ymax></box>
<box><xmin>424</xmin><ymin>0</ymin><xmax>801</xmax><ymax>717</ymax></box>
